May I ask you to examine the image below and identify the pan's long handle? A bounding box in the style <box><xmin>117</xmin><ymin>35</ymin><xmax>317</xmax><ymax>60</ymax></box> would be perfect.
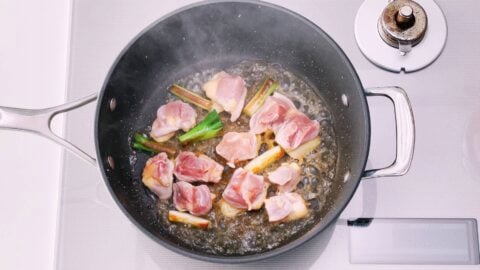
<box><xmin>0</xmin><ymin>94</ymin><xmax>98</xmax><ymax>165</ymax></box>
<box><xmin>362</xmin><ymin>86</ymin><xmax>415</xmax><ymax>179</ymax></box>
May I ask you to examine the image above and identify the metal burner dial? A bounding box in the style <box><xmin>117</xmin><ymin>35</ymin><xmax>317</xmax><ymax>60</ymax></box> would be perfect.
<box><xmin>378</xmin><ymin>0</ymin><xmax>428</xmax><ymax>55</ymax></box>
<box><xmin>355</xmin><ymin>0</ymin><xmax>447</xmax><ymax>72</ymax></box>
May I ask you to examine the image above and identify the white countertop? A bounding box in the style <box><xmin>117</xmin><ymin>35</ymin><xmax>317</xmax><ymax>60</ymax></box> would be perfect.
<box><xmin>0</xmin><ymin>0</ymin><xmax>70</xmax><ymax>269</ymax></box>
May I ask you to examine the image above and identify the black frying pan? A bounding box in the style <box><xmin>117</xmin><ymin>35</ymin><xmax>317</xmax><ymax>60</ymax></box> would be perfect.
<box><xmin>0</xmin><ymin>1</ymin><xmax>414</xmax><ymax>263</ymax></box>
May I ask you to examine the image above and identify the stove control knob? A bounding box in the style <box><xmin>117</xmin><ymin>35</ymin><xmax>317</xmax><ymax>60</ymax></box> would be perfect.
<box><xmin>378</xmin><ymin>0</ymin><xmax>427</xmax><ymax>55</ymax></box>
<box><xmin>396</xmin><ymin>5</ymin><xmax>414</xmax><ymax>28</ymax></box>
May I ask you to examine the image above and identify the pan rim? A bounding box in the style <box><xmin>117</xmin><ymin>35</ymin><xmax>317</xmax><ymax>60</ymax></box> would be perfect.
<box><xmin>94</xmin><ymin>0</ymin><xmax>370</xmax><ymax>263</ymax></box>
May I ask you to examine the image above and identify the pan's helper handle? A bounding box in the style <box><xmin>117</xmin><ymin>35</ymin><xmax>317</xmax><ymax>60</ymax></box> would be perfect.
<box><xmin>362</xmin><ymin>87</ymin><xmax>415</xmax><ymax>179</ymax></box>
<box><xmin>0</xmin><ymin>94</ymin><xmax>98</xmax><ymax>165</ymax></box>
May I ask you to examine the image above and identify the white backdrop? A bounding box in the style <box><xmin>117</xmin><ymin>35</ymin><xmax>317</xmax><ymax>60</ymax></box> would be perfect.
<box><xmin>0</xmin><ymin>0</ymin><xmax>70</xmax><ymax>269</ymax></box>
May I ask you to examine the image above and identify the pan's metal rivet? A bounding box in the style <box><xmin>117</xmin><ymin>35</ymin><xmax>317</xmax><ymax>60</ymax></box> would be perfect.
<box><xmin>341</xmin><ymin>94</ymin><xmax>349</xmax><ymax>107</ymax></box>
<box><xmin>107</xmin><ymin>156</ymin><xmax>115</xmax><ymax>170</ymax></box>
<box><xmin>109</xmin><ymin>98</ymin><xmax>117</xmax><ymax>112</ymax></box>
<box><xmin>343</xmin><ymin>170</ymin><xmax>351</xmax><ymax>182</ymax></box>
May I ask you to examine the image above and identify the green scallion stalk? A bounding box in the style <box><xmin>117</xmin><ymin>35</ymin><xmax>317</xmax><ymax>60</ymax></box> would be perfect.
<box><xmin>178</xmin><ymin>110</ymin><xmax>223</xmax><ymax>144</ymax></box>
<box><xmin>131</xmin><ymin>132</ymin><xmax>176</xmax><ymax>155</ymax></box>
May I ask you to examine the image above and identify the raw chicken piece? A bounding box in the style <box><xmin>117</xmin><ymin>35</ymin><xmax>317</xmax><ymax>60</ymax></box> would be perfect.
<box><xmin>249</xmin><ymin>92</ymin><xmax>320</xmax><ymax>151</ymax></box>
<box><xmin>222</xmin><ymin>168</ymin><xmax>268</xmax><ymax>210</ymax></box>
<box><xmin>264</xmin><ymin>194</ymin><xmax>292</xmax><ymax>222</ymax></box>
<box><xmin>215</xmin><ymin>131</ymin><xmax>259</xmax><ymax>168</ymax></box>
<box><xmin>150</xmin><ymin>100</ymin><xmax>197</xmax><ymax>142</ymax></box>
<box><xmin>173</xmin><ymin>182</ymin><xmax>212</xmax><ymax>216</ymax></box>
<box><xmin>267</xmin><ymin>162</ymin><xmax>302</xmax><ymax>192</ymax></box>
<box><xmin>274</xmin><ymin>110</ymin><xmax>320</xmax><ymax>151</ymax></box>
<box><xmin>249</xmin><ymin>93</ymin><xmax>295</xmax><ymax>134</ymax></box>
<box><xmin>173</xmin><ymin>151</ymin><xmax>224</xmax><ymax>183</ymax></box>
<box><xmin>202</xmin><ymin>71</ymin><xmax>247</xmax><ymax>122</ymax></box>
<box><xmin>142</xmin><ymin>152</ymin><xmax>174</xmax><ymax>199</ymax></box>
<box><xmin>265</xmin><ymin>193</ymin><xmax>308</xmax><ymax>222</ymax></box>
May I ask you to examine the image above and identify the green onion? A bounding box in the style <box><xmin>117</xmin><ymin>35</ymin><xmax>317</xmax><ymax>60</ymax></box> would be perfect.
<box><xmin>170</xmin><ymin>84</ymin><xmax>212</xmax><ymax>111</ymax></box>
<box><xmin>179</xmin><ymin>110</ymin><xmax>223</xmax><ymax>144</ymax></box>
<box><xmin>243</xmin><ymin>78</ymin><xmax>279</xmax><ymax>116</ymax></box>
<box><xmin>131</xmin><ymin>132</ymin><xmax>176</xmax><ymax>155</ymax></box>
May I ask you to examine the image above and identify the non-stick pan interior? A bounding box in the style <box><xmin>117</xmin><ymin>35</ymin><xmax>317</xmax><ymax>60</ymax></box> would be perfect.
<box><xmin>95</xmin><ymin>1</ymin><xmax>369</xmax><ymax>262</ymax></box>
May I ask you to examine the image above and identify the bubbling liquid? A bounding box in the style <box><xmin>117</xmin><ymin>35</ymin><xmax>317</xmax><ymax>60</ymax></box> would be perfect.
<box><xmin>154</xmin><ymin>60</ymin><xmax>338</xmax><ymax>255</ymax></box>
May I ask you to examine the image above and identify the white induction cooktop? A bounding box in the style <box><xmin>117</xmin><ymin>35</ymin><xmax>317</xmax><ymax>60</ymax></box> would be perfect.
<box><xmin>55</xmin><ymin>1</ymin><xmax>480</xmax><ymax>269</ymax></box>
